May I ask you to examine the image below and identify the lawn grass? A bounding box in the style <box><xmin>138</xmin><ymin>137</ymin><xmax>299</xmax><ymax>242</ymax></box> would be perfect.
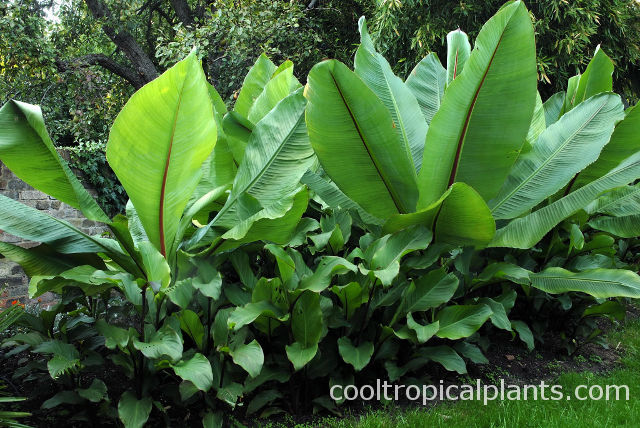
<box><xmin>300</xmin><ymin>315</ymin><xmax>640</xmax><ymax>428</ymax></box>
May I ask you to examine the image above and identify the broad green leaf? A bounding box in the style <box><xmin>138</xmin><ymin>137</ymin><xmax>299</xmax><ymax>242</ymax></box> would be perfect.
<box><xmin>247</xmin><ymin>390</ymin><xmax>283</xmax><ymax>416</ymax></box>
<box><xmin>77</xmin><ymin>379</ymin><xmax>108</xmax><ymax>403</ymax></box>
<box><xmin>0</xmin><ymin>241</ymin><xmax>101</xmax><ymax>278</ymax></box>
<box><xmin>138</xmin><ymin>241</ymin><xmax>171</xmax><ymax>291</ymax></box>
<box><xmin>406</xmin><ymin>53</ymin><xmax>446</xmax><ymax>125</ymax></box>
<box><xmin>477</xmin><ymin>297</ymin><xmax>511</xmax><ymax>331</ymax></box>
<box><xmin>118</xmin><ymin>391</ymin><xmax>152</xmax><ymax>428</ymax></box>
<box><xmin>0</xmin><ymin>194</ymin><xmax>136</xmax><ymax>273</ymax></box>
<box><xmin>173</xmin><ymin>353</ymin><xmax>213</xmax><ymax>391</ymax></box>
<box><xmin>28</xmin><ymin>265</ymin><xmax>119</xmax><ymax>298</ymax></box>
<box><xmin>418</xmin><ymin>1</ymin><xmax>537</xmax><ymax>206</ymax></box>
<box><xmin>285</xmin><ymin>342</ymin><xmax>318</xmax><ymax>371</ymax></box>
<box><xmin>574</xmin><ymin>103</ymin><xmax>640</xmax><ymax>188</ymax></box>
<box><xmin>419</xmin><ymin>345</ymin><xmax>466</xmax><ymax>374</ymax></box>
<box><xmin>384</xmin><ymin>182</ymin><xmax>495</xmax><ymax>248</ymax></box>
<box><xmin>435</xmin><ymin>304</ymin><xmax>493</xmax><ymax>340</ymax></box>
<box><xmin>490</xmin><ymin>93</ymin><xmax>624</xmax><ymax>219</ymax></box>
<box><xmin>216</xmin><ymin>188</ymin><xmax>309</xmax><ymax>252</ymax></box>
<box><xmin>391</xmin><ymin>268</ymin><xmax>458</xmax><ymax>325</ymax></box>
<box><xmin>406</xmin><ymin>313</ymin><xmax>439</xmax><ymax>344</ymax></box>
<box><xmin>530</xmin><ymin>268</ymin><xmax>640</xmax><ymax>298</ymax></box>
<box><xmin>223</xmin><ymin>110</ymin><xmax>254</xmax><ymax>164</ymax></box>
<box><xmin>560</xmin><ymin>74</ymin><xmax>581</xmax><ymax>116</ymax></box>
<box><xmin>107</xmin><ymin>52</ymin><xmax>216</xmax><ymax>258</ymax></box>
<box><xmin>191</xmin><ymin>263</ymin><xmax>222</xmax><ymax>299</ymax></box>
<box><xmin>179</xmin><ymin>310</ymin><xmax>205</xmax><ymax>350</ymax></box>
<box><xmin>572</xmin><ymin>46</ymin><xmax>614</xmax><ymax>109</ymax></box>
<box><xmin>491</xmin><ymin>152</ymin><xmax>640</xmax><ymax>248</ymax></box>
<box><xmin>453</xmin><ymin>342</ymin><xmax>489</xmax><ymax>364</ymax></box>
<box><xmin>300</xmin><ymin>170</ymin><xmax>383</xmax><ymax>225</ymax></box>
<box><xmin>543</xmin><ymin>91</ymin><xmax>565</xmax><ymax>126</ymax></box>
<box><xmin>42</xmin><ymin>391</ymin><xmax>84</xmax><ymax>409</ymax></box>
<box><xmin>526</xmin><ymin>92</ymin><xmax>546</xmax><ymax>144</ymax></box>
<box><xmin>189</xmin><ymin>92</ymin><xmax>314</xmax><ymax>247</ymax></box>
<box><xmin>446</xmin><ymin>29</ymin><xmax>471</xmax><ymax>84</ymax></box>
<box><xmin>583</xmin><ymin>300</ymin><xmax>626</xmax><ymax>321</ymax></box>
<box><xmin>305</xmin><ymin>59</ymin><xmax>418</xmax><ymax>217</ymax></box>
<box><xmin>585</xmin><ymin>184</ymin><xmax>640</xmax><ymax>216</ymax></box>
<box><xmin>231</xmin><ymin>340</ymin><xmax>264</xmax><ymax>378</ymax></box>
<box><xmin>96</xmin><ymin>319</ymin><xmax>131</xmax><ymax>350</ymax></box>
<box><xmin>331</xmin><ymin>282</ymin><xmax>365</xmax><ymax>319</ymax></box>
<box><xmin>291</xmin><ymin>292</ymin><xmax>322</xmax><ymax>347</ymax></box>
<box><xmin>265</xmin><ymin>244</ymin><xmax>296</xmax><ymax>283</ymax></box>
<box><xmin>228</xmin><ymin>301</ymin><xmax>288</xmax><ymax>331</ymax></box>
<box><xmin>355</xmin><ymin>17</ymin><xmax>428</xmax><ymax>171</ymax></box>
<box><xmin>202</xmin><ymin>412</ymin><xmax>223</xmax><ymax>428</ymax></box>
<box><xmin>511</xmin><ymin>320</ymin><xmax>534</xmax><ymax>350</ymax></box>
<box><xmin>366</xmin><ymin>226</ymin><xmax>432</xmax><ymax>270</ymax></box>
<box><xmin>133</xmin><ymin>325</ymin><xmax>183</xmax><ymax>362</ymax></box>
<box><xmin>234</xmin><ymin>54</ymin><xmax>277</xmax><ymax>117</ymax></box>
<box><xmin>247</xmin><ymin>62</ymin><xmax>299</xmax><ymax>124</ymax></box>
<box><xmin>0</xmin><ymin>100</ymin><xmax>108</xmax><ymax>222</ymax></box>
<box><xmin>337</xmin><ymin>337</ymin><xmax>374</xmax><ymax>372</ymax></box>
<box><xmin>475</xmin><ymin>262</ymin><xmax>531</xmax><ymax>286</ymax></box>
<box><xmin>299</xmin><ymin>256</ymin><xmax>357</xmax><ymax>292</ymax></box>
<box><xmin>588</xmin><ymin>215</ymin><xmax>640</xmax><ymax>238</ymax></box>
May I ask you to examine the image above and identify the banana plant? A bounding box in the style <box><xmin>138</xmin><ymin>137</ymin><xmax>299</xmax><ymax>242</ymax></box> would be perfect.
<box><xmin>0</xmin><ymin>51</ymin><xmax>314</xmax><ymax>426</ymax></box>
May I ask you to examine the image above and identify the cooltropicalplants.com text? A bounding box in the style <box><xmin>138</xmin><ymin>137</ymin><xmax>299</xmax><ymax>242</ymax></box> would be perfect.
<box><xmin>330</xmin><ymin>380</ymin><xmax>630</xmax><ymax>405</ymax></box>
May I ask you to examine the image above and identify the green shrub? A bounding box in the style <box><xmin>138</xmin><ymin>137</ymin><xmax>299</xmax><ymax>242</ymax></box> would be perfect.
<box><xmin>1</xmin><ymin>1</ymin><xmax>640</xmax><ymax>425</ymax></box>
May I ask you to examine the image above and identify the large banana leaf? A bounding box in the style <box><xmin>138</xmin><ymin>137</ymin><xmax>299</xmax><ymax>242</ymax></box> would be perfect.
<box><xmin>526</xmin><ymin>92</ymin><xmax>546</xmax><ymax>144</ymax></box>
<box><xmin>188</xmin><ymin>91</ymin><xmax>314</xmax><ymax>247</ymax></box>
<box><xmin>247</xmin><ymin>61</ymin><xmax>300</xmax><ymax>124</ymax></box>
<box><xmin>418</xmin><ymin>1</ymin><xmax>537</xmax><ymax>206</ymax></box>
<box><xmin>530</xmin><ymin>268</ymin><xmax>640</xmax><ymax>298</ymax></box>
<box><xmin>585</xmin><ymin>184</ymin><xmax>640</xmax><ymax>216</ymax></box>
<box><xmin>383</xmin><ymin>183</ymin><xmax>495</xmax><ymax>248</ymax></box>
<box><xmin>491</xmin><ymin>152</ymin><xmax>640</xmax><ymax>248</ymax></box>
<box><xmin>567</xmin><ymin>46</ymin><xmax>614</xmax><ymax>113</ymax></box>
<box><xmin>405</xmin><ymin>53</ymin><xmax>446</xmax><ymax>125</ymax></box>
<box><xmin>0</xmin><ymin>241</ymin><xmax>103</xmax><ymax>277</ymax></box>
<box><xmin>355</xmin><ymin>17</ymin><xmax>427</xmax><ymax>172</ymax></box>
<box><xmin>446</xmin><ymin>29</ymin><xmax>471</xmax><ymax>84</ymax></box>
<box><xmin>223</xmin><ymin>111</ymin><xmax>254</xmax><ymax>164</ymax></box>
<box><xmin>490</xmin><ymin>93</ymin><xmax>624</xmax><ymax>219</ymax></box>
<box><xmin>305</xmin><ymin>59</ymin><xmax>418</xmax><ymax>218</ymax></box>
<box><xmin>0</xmin><ymin>194</ymin><xmax>138</xmax><ymax>274</ymax></box>
<box><xmin>106</xmin><ymin>52</ymin><xmax>217</xmax><ymax>258</ymax></box>
<box><xmin>543</xmin><ymin>91</ymin><xmax>565</xmax><ymax>126</ymax></box>
<box><xmin>573</xmin><ymin>103</ymin><xmax>640</xmax><ymax>188</ymax></box>
<box><xmin>588</xmin><ymin>215</ymin><xmax>640</xmax><ymax>238</ymax></box>
<box><xmin>234</xmin><ymin>54</ymin><xmax>277</xmax><ymax>117</ymax></box>
<box><xmin>0</xmin><ymin>100</ymin><xmax>108</xmax><ymax>222</ymax></box>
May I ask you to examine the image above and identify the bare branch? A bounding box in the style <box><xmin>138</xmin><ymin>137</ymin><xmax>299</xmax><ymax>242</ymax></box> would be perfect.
<box><xmin>55</xmin><ymin>54</ymin><xmax>146</xmax><ymax>89</ymax></box>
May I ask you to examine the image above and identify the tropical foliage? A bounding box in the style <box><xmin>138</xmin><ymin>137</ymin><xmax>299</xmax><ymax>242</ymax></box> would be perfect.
<box><xmin>1</xmin><ymin>1</ymin><xmax>639</xmax><ymax>425</ymax></box>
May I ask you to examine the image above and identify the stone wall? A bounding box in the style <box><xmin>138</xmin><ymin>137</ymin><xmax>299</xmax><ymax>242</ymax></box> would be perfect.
<box><xmin>0</xmin><ymin>160</ymin><xmax>108</xmax><ymax>309</ymax></box>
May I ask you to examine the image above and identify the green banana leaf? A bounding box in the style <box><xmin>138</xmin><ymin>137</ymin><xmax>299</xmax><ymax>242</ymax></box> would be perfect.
<box><xmin>234</xmin><ymin>53</ymin><xmax>277</xmax><ymax>117</ymax></box>
<box><xmin>0</xmin><ymin>100</ymin><xmax>108</xmax><ymax>222</ymax></box>
<box><xmin>530</xmin><ymin>268</ymin><xmax>640</xmax><ymax>298</ymax></box>
<box><xmin>490</xmin><ymin>93</ymin><xmax>624</xmax><ymax>219</ymax></box>
<box><xmin>405</xmin><ymin>53</ymin><xmax>446</xmax><ymax>125</ymax></box>
<box><xmin>355</xmin><ymin>17</ymin><xmax>428</xmax><ymax>172</ymax></box>
<box><xmin>305</xmin><ymin>59</ymin><xmax>418</xmax><ymax>218</ymax></box>
<box><xmin>418</xmin><ymin>1</ymin><xmax>537</xmax><ymax>206</ymax></box>
<box><xmin>383</xmin><ymin>182</ymin><xmax>495</xmax><ymax>248</ymax></box>
<box><xmin>543</xmin><ymin>91</ymin><xmax>565</xmax><ymax>126</ymax></box>
<box><xmin>573</xmin><ymin>103</ymin><xmax>640</xmax><ymax>188</ymax></box>
<box><xmin>446</xmin><ymin>29</ymin><xmax>471</xmax><ymax>84</ymax></box>
<box><xmin>107</xmin><ymin>52</ymin><xmax>217</xmax><ymax>258</ymax></box>
<box><xmin>491</xmin><ymin>151</ymin><xmax>640</xmax><ymax>248</ymax></box>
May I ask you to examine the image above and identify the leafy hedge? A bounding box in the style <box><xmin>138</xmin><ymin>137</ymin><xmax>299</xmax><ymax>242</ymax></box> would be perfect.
<box><xmin>1</xmin><ymin>1</ymin><xmax>640</xmax><ymax>426</ymax></box>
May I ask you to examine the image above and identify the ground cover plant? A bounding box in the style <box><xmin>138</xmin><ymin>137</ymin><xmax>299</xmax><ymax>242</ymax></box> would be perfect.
<box><xmin>1</xmin><ymin>1</ymin><xmax>640</xmax><ymax>426</ymax></box>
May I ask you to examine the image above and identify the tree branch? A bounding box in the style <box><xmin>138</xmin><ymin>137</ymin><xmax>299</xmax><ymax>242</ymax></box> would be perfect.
<box><xmin>84</xmin><ymin>0</ymin><xmax>158</xmax><ymax>85</ymax></box>
<box><xmin>55</xmin><ymin>54</ymin><xmax>146</xmax><ymax>89</ymax></box>
<box><xmin>170</xmin><ymin>0</ymin><xmax>194</xmax><ymax>27</ymax></box>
